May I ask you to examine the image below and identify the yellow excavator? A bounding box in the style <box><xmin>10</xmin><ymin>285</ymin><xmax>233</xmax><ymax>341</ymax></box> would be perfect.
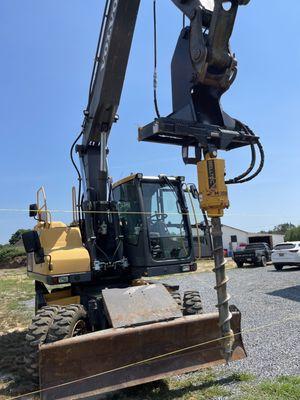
<box><xmin>21</xmin><ymin>1</ymin><xmax>264</xmax><ymax>399</ymax></box>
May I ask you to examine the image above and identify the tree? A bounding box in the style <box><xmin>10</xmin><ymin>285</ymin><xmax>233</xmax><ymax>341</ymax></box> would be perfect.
<box><xmin>272</xmin><ymin>223</ymin><xmax>296</xmax><ymax>235</ymax></box>
<box><xmin>9</xmin><ymin>229</ymin><xmax>30</xmax><ymax>245</ymax></box>
<box><xmin>261</xmin><ymin>223</ymin><xmax>296</xmax><ymax>235</ymax></box>
<box><xmin>285</xmin><ymin>226</ymin><xmax>300</xmax><ymax>242</ymax></box>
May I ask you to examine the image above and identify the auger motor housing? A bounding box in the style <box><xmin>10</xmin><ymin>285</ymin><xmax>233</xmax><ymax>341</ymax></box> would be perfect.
<box><xmin>198</xmin><ymin>155</ymin><xmax>229</xmax><ymax>218</ymax></box>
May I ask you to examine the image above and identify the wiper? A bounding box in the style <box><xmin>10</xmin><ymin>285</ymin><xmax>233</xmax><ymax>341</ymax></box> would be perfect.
<box><xmin>162</xmin><ymin>176</ymin><xmax>187</xmax><ymax>214</ymax></box>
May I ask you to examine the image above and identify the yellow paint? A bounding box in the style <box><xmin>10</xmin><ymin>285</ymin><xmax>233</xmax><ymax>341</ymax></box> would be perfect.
<box><xmin>44</xmin><ymin>289</ymin><xmax>80</xmax><ymax>306</ymax></box>
<box><xmin>113</xmin><ymin>174</ymin><xmax>138</xmax><ymax>189</ymax></box>
<box><xmin>29</xmin><ymin>221</ymin><xmax>91</xmax><ymax>276</ymax></box>
<box><xmin>198</xmin><ymin>156</ymin><xmax>229</xmax><ymax>217</ymax></box>
<box><xmin>45</xmin><ymin>289</ymin><xmax>72</xmax><ymax>300</ymax></box>
<box><xmin>46</xmin><ymin>295</ymin><xmax>81</xmax><ymax>306</ymax></box>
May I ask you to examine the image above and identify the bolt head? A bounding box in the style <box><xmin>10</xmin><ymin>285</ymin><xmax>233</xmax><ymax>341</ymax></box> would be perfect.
<box><xmin>192</xmin><ymin>49</ymin><xmax>201</xmax><ymax>60</ymax></box>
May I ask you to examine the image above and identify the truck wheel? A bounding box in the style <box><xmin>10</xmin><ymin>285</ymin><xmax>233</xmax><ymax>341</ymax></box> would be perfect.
<box><xmin>260</xmin><ymin>256</ymin><xmax>267</xmax><ymax>267</ymax></box>
<box><xmin>274</xmin><ymin>264</ymin><xmax>283</xmax><ymax>271</ymax></box>
<box><xmin>236</xmin><ymin>262</ymin><xmax>243</xmax><ymax>268</ymax></box>
<box><xmin>24</xmin><ymin>306</ymin><xmax>59</xmax><ymax>382</ymax></box>
<box><xmin>46</xmin><ymin>304</ymin><xmax>88</xmax><ymax>343</ymax></box>
<box><xmin>183</xmin><ymin>291</ymin><xmax>203</xmax><ymax>315</ymax></box>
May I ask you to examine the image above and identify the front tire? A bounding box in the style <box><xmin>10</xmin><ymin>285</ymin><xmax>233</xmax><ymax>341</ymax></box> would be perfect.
<box><xmin>46</xmin><ymin>304</ymin><xmax>87</xmax><ymax>343</ymax></box>
<box><xmin>236</xmin><ymin>262</ymin><xmax>244</xmax><ymax>268</ymax></box>
<box><xmin>24</xmin><ymin>306</ymin><xmax>59</xmax><ymax>382</ymax></box>
<box><xmin>183</xmin><ymin>291</ymin><xmax>203</xmax><ymax>315</ymax></box>
<box><xmin>170</xmin><ymin>291</ymin><xmax>182</xmax><ymax>308</ymax></box>
<box><xmin>274</xmin><ymin>264</ymin><xmax>283</xmax><ymax>271</ymax></box>
<box><xmin>260</xmin><ymin>256</ymin><xmax>267</xmax><ymax>267</ymax></box>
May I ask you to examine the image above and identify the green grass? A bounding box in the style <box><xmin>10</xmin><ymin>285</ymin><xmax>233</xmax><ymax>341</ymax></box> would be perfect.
<box><xmin>229</xmin><ymin>372</ymin><xmax>255</xmax><ymax>383</ymax></box>
<box><xmin>0</xmin><ymin>270</ymin><xmax>34</xmax><ymax>331</ymax></box>
<box><xmin>238</xmin><ymin>376</ymin><xmax>300</xmax><ymax>400</ymax></box>
<box><xmin>110</xmin><ymin>370</ymin><xmax>232</xmax><ymax>400</ymax></box>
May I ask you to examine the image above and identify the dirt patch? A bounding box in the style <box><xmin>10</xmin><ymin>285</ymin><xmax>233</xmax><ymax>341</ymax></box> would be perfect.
<box><xmin>0</xmin><ymin>269</ymin><xmax>36</xmax><ymax>399</ymax></box>
<box><xmin>197</xmin><ymin>257</ymin><xmax>236</xmax><ymax>273</ymax></box>
<box><xmin>0</xmin><ymin>330</ymin><xmax>38</xmax><ymax>400</ymax></box>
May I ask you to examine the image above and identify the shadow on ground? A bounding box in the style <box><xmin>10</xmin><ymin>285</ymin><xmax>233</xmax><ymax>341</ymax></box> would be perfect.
<box><xmin>0</xmin><ymin>330</ymin><xmax>37</xmax><ymax>399</ymax></box>
<box><xmin>268</xmin><ymin>285</ymin><xmax>300</xmax><ymax>303</ymax></box>
<box><xmin>268</xmin><ymin>266</ymin><xmax>300</xmax><ymax>273</ymax></box>
<box><xmin>110</xmin><ymin>374</ymin><xmax>240</xmax><ymax>400</ymax></box>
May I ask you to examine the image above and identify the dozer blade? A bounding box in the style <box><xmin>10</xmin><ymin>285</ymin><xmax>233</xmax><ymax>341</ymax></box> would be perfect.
<box><xmin>39</xmin><ymin>310</ymin><xmax>246</xmax><ymax>400</ymax></box>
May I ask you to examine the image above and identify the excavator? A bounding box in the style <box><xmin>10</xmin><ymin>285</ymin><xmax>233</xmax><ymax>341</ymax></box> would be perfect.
<box><xmin>21</xmin><ymin>0</ymin><xmax>264</xmax><ymax>399</ymax></box>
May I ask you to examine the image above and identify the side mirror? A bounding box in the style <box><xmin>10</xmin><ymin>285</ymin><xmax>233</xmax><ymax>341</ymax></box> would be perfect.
<box><xmin>22</xmin><ymin>231</ymin><xmax>45</xmax><ymax>264</ymax></box>
<box><xmin>29</xmin><ymin>203</ymin><xmax>38</xmax><ymax>218</ymax></box>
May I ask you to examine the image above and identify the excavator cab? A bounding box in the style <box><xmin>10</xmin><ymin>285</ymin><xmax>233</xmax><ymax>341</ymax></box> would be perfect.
<box><xmin>113</xmin><ymin>174</ymin><xmax>196</xmax><ymax>278</ymax></box>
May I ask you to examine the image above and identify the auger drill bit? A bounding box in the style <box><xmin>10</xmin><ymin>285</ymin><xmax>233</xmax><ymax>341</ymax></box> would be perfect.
<box><xmin>198</xmin><ymin>152</ymin><xmax>234</xmax><ymax>362</ymax></box>
<box><xmin>211</xmin><ymin>217</ymin><xmax>234</xmax><ymax>363</ymax></box>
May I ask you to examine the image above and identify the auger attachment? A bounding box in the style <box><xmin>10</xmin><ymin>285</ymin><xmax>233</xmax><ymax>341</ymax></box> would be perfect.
<box><xmin>198</xmin><ymin>152</ymin><xmax>234</xmax><ymax>363</ymax></box>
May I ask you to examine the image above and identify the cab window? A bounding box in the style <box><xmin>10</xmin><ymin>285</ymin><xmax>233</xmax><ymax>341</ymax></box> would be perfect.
<box><xmin>113</xmin><ymin>181</ymin><xmax>142</xmax><ymax>246</ymax></box>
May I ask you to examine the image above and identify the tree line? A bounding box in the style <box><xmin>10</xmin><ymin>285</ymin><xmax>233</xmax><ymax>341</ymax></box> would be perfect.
<box><xmin>261</xmin><ymin>223</ymin><xmax>300</xmax><ymax>241</ymax></box>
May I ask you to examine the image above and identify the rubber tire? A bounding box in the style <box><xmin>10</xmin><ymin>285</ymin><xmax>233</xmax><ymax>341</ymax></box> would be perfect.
<box><xmin>183</xmin><ymin>291</ymin><xmax>203</xmax><ymax>316</ymax></box>
<box><xmin>260</xmin><ymin>256</ymin><xmax>267</xmax><ymax>267</ymax></box>
<box><xmin>171</xmin><ymin>291</ymin><xmax>182</xmax><ymax>307</ymax></box>
<box><xmin>46</xmin><ymin>304</ymin><xmax>87</xmax><ymax>344</ymax></box>
<box><xmin>236</xmin><ymin>262</ymin><xmax>244</xmax><ymax>268</ymax></box>
<box><xmin>274</xmin><ymin>264</ymin><xmax>284</xmax><ymax>271</ymax></box>
<box><xmin>24</xmin><ymin>306</ymin><xmax>59</xmax><ymax>382</ymax></box>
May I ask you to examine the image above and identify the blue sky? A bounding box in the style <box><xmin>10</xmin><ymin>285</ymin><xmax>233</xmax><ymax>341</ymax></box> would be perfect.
<box><xmin>0</xmin><ymin>0</ymin><xmax>299</xmax><ymax>243</ymax></box>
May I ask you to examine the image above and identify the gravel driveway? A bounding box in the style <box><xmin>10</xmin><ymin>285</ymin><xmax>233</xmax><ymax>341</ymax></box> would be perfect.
<box><xmin>161</xmin><ymin>265</ymin><xmax>300</xmax><ymax>379</ymax></box>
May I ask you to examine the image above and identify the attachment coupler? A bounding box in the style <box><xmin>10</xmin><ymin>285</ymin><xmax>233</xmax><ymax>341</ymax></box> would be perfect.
<box><xmin>197</xmin><ymin>154</ymin><xmax>229</xmax><ymax>218</ymax></box>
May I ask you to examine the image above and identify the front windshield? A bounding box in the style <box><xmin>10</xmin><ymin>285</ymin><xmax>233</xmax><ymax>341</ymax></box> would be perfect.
<box><xmin>141</xmin><ymin>181</ymin><xmax>190</xmax><ymax>260</ymax></box>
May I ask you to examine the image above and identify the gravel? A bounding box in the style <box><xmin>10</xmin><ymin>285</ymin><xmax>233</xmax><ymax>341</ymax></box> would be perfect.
<box><xmin>161</xmin><ymin>264</ymin><xmax>300</xmax><ymax>379</ymax></box>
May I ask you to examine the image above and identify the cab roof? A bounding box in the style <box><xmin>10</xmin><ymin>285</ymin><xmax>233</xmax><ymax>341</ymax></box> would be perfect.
<box><xmin>112</xmin><ymin>174</ymin><xmax>184</xmax><ymax>189</ymax></box>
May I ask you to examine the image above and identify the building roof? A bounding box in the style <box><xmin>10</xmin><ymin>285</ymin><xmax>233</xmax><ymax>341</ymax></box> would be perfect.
<box><xmin>222</xmin><ymin>224</ymin><xmax>284</xmax><ymax>238</ymax></box>
<box><xmin>248</xmin><ymin>232</ymin><xmax>284</xmax><ymax>238</ymax></box>
<box><xmin>222</xmin><ymin>224</ymin><xmax>249</xmax><ymax>234</ymax></box>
